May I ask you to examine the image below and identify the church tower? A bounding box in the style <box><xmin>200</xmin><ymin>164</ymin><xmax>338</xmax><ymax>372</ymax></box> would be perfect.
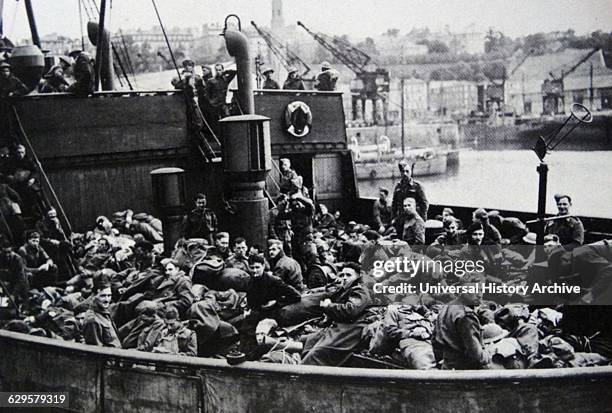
<box><xmin>271</xmin><ymin>0</ymin><xmax>285</xmax><ymax>34</ymax></box>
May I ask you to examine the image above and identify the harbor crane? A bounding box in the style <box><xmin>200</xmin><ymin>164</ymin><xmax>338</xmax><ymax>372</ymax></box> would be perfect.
<box><xmin>250</xmin><ymin>21</ymin><xmax>311</xmax><ymax>81</ymax></box>
<box><xmin>297</xmin><ymin>21</ymin><xmax>390</xmax><ymax>125</ymax></box>
<box><xmin>542</xmin><ymin>48</ymin><xmax>600</xmax><ymax>114</ymax></box>
<box><xmin>485</xmin><ymin>48</ymin><xmax>534</xmax><ymax>112</ymax></box>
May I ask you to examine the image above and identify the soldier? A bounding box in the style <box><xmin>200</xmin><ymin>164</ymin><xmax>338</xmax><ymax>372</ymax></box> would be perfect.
<box><xmin>283</xmin><ymin>67</ymin><xmax>305</xmax><ymax>90</ymax></box>
<box><xmin>373</xmin><ymin>187</ymin><xmax>392</xmax><ymax>233</ymax></box>
<box><xmin>206</xmin><ymin>63</ymin><xmax>237</xmax><ymax>119</ymax></box>
<box><xmin>182</xmin><ymin>193</ymin><xmax>217</xmax><ymax>245</ymax></box>
<box><xmin>284</xmin><ymin>177</ymin><xmax>315</xmax><ymax>263</ymax></box>
<box><xmin>261</xmin><ymin>67</ymin><xmax>280</xmax><ymax>90</ymax></box>
<box><xmin>278</xmin><ymin>158</ymin><xmax>299</xmax><ymax>194</ymax></box>
<box><xmin>301</xmin><ymin>263</ymin><xmax>371</xmax><ymax>366</ymax></box>
<box><xmin>391</xmin><ymin>160</ymin><xmax>428</xmax><ymax>220</ymax></box>
<box><xmin>82</xmin><ymin>277</ymin><xmax>121</xmax><ymax>348</ymax></box>
<box><xmin>172</xmin><ymin>58</ymin><xmax>206</xmax><ymax>132</ymax></box>
<box><xmin>426</xmin><ymin>216</ymin><xmax>463</xmax><ymax>258</ymax></box>
<box><xmin>268</xmin><ymin>194</ymin><xmax>293</xmax><ymax>256</ymax></box>
<box><xmin>392</xmin><ymin>197</ymin><xmax>425</xmax><ymax>246</ymax></box>
<box><xmin>545</xmin><ymin>193</ymin><xmax>584</xmax><ymax>251</ymax></box>
<box><xmin>225</xmin><ymin>237</ymin><xmax>250</xmax><ymax>273</ymax></box>
<box><xmin>0</xmin><ymin>62</ymin><xmax>29</xmax><ymax>98</ymax></box>
<box><xmin>314</xmin><ymin>61</ymin><xmax>339</xmax><ymax>91</ymax></box>
<box><xmin>267</xmin><ymin>239</ymin><xmax>304</xmax><ymax>292</ymax></box>
<box><xmin>18</xmin><ymin>230</ymin><xmax>58</xmax><ymax>289</ymax></box>
<box><xmin>66</xmin><ymin>50</ymin><xmax>94</xmax><ymax>96</ymax></box>
<box><xmin>433</xmin><ymin>287</ymin><xmax>491</xmax><ymax>369</ymax></box>
<box><xmin>171</xmin><ymin>58</ymin><xmax>203</xmax><ymax>91</ymax></box>
<box><xmin>0</xmin><ymin>235</ymin><xmax>29</xmax><ymax>309</ymax></box>
<box><xmin>39</xmin><ymin>65</ymin><xmax>70</xmax><ymax>93</ymax></box>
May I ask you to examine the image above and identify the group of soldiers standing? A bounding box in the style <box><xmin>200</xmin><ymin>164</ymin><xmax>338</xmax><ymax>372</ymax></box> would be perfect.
<box><xmin>260</xmin><ymin>61</ymin><xmax>339</xmax><ymax>92</ymax></box>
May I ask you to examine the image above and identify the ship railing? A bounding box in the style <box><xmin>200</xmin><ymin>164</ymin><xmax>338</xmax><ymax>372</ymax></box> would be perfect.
<box><xmin>2</xmin><ymin>329</ymin><xmax>612</xmax><ymax>412</ymax></box>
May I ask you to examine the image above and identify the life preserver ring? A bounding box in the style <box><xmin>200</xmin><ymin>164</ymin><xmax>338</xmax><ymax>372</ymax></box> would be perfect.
<box><xmin>284</xmin><ymin>101</ymin><xmax>313</xmax><ymax>138</ymax></box>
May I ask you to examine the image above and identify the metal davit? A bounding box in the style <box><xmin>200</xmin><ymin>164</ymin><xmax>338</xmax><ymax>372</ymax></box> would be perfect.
<box><xmin>1</xmin><ymin>329</ymin><xmax>611</xmax><ymax>412</ymax></box>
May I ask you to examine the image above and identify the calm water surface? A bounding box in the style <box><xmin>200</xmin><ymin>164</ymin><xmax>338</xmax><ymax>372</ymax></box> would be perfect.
<box><xmin>358</xmin><ymin>150</ymin><xmax>612</xmax><ymax>218</ymax></box>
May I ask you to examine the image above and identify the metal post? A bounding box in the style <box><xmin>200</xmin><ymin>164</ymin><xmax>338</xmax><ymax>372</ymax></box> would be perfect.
<box><xmin>589</xmin><ymin>62</ymin><xmax>594</xmax><ymax>111</ymax></box>
<box><xmin>94</xmin><ymin>0</ymin><xmax>107</xmax><ymax>92</ymax></box>
<box><xmin>24</xmin><ymin>0</ymin><xmax>41</xmax><ymax>48</ymax></box>
<box><xmin>401</xmin><ymin>78</ymin><xmax>405</xmax><ymax>156</ymax></box>
<box><xmin>536</xmin><ymin>162</ymin><xmax>548</xmax><ymax>245</ymax></box>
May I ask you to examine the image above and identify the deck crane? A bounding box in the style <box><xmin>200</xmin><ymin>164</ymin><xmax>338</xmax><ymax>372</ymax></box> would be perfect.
<box><xmin>250</xmin><ymin>21</ymin><xmax>311</xmax><ymax>82</ymax></box>
<box><xmin>542</xmin><ymin>48</ymin><xmax>600</xmax><ymax>114</ymax></box>
<box><xmin>297</xmin><ymin>21</ymin><xmax>390</xmax><ymax>125</ymax></box>
<box><xmin>485</xmin><ymin>48</ymin><xmax>534</xmax><ymax>112</ymax></box>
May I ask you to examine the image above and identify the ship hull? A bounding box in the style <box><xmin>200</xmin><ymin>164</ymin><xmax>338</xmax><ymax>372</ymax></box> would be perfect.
<box><xmin>1</xmin><ymin>330</ymin><xmax>612</xmax><ymax>413</ymax></box>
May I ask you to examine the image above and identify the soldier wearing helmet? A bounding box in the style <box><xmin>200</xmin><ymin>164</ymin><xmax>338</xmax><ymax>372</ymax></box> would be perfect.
<box><xmin>0</xmin><ymin>62</ymin><xmax>29</xmax><ymax>98</ymax></box>
<box><xmin>314</xmin><ymin>61</ymin><xmax>338</xmax><ymax>91</ymax></box>
<box><xmin>283</xmin><ymin>66</ymin><xmax>305</xmax><ymax>90</ymax></box>
<box><xmin>261</xmin><ymin>67</ymin><xmax>279</xmax><ymax>90</ymax></box>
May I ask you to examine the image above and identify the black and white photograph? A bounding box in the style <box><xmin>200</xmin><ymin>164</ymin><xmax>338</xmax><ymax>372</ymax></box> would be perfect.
<box><xmin>0</xmin><ymin>0</ymin><xmax>612</xmax><ymax>411</ymax></box>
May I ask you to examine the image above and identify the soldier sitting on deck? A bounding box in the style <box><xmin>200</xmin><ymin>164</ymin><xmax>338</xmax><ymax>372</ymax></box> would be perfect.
<box><xmin>300</xmin><ymin>263</ymin><xmax>372</xmax><ymax>366</ymax></box>
<box><xmin>18</xmin><ymin>230</ymin><xmax>58</xmax><ymax>289</ymax></box>
<box><xmin>82</xmin><ymin>276</ymin><xmax>121</xmax><ymax>348</ymax></box>
<box><xmin>39</xmin><ymin>65</ymin><xmax>70</xmax><ymax>93</ymax></box>
<box><xmin>545</xmin><ymin>193</ymin><xmax>584</xmax><ymax>251</ymax></box>
<box><xmin>7</xmin><ymin>144</ymin><xmax>43</xmax><ymax>215</ymax></box>
<box><xmin>433</xmin><ymin>286</ymin><xmax>491</xmax><ymax>369</ymax></box>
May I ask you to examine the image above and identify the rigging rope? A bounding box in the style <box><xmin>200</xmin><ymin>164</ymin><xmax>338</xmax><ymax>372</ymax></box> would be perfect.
<box><xmin>150</xmin><ymin>0</ymin><xmax>181</xmax><ymax>80</ymax></box>
<box><xmin>77</xmin><ymin>0</ymin><xmax>86</xmax><ymax>49</ymax></box>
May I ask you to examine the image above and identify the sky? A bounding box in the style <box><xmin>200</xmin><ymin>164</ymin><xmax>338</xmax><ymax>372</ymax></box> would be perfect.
<box><xmin>2</xmin><ymin>0</ymin><xmax>612</xmax><ymax>42</ymax></box>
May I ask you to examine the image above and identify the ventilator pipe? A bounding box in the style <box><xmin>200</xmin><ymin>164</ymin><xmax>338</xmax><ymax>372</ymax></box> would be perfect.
<box><xmin>223</xmin><ymin>28</ymin><xmax>254</xmax><ymax>114</ymax></box>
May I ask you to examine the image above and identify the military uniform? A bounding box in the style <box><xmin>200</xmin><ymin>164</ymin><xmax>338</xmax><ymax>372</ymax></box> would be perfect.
<box><xmin>545</xmin><ymin>215</ymin><xmax>584</xmax><ymax>251</ymax></box>
<box><xmin>393</xmin><ymin>214</ymin><xmax>426</xmax><ymax>245</ymax></box>
<box><xmin>391</xmin><ymin>178</ymin><xmax>428</xmax><ymax>220</ymax></box>
<box><xmin>182</xmin><ymin>208</ymin><xmax>218</xmax><ymax>244</ymax></box>
<box><xmin>279</xmin><ymin>168</ymin><xmax>299</xmax><ymax>194</ymax></box>
<box><xmin>373</xmin><ymin>198</ymin><xmax>392</xmax><ymax>229</ymax></box>
<box><xmin>433</xmin><ymin>299</ymin><xmax>490</xmax><ymax>369</ymax></box>
<box><xmin>301</xmin><ymin>278</ymin><xmax>372</xmax><ymax>366</ymax></box>
<box><xmin>67</xmin><ymin>53</ymin><xmax>94</xmax><ymax>96</ymax></box>
<box><xmin>381</xmin><ymin>305</ymin><xmax>436</xmax><ymax>369</ymax></box>
<box><xmin>206</xmin><ymin>70</ymin><xmax>237</xmax><ymax>117</ymax></box>
<box><xmin>270</xmin><ymin>250</ymin><xmax>305</xmax><ymax>292</ymax></box>
<box><xmin>283</xmin><ymin>77</ymin><xmax>305</xmax><ymax>90</ymax></box>
<box><xmin>82</xmin><ymin>301</ymin><xmax>122</xmax><ymax>348</ymax></box>
<box><xmin>315</xmin><ymin>69</ymin><xmax>339</xmax><ymax>91</ymax></box>
<box><xmin>0</xmin><ymin>74</ymin><xmax>29</xmax><ymax>98</ymax></box>
<box><xmin>263</xmin><ymin>78</ymin><xmax>280</xmax><ymax>90</ymax></box>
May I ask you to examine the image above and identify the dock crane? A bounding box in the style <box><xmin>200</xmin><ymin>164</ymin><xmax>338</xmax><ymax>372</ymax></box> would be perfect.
<box><xmin>297</xmin><ymin>21</ymin><xmax>390</xmax><ymax>125</ymax></box>
<box><xmin>485</xmin><ymin>48</ymin><xmax>534</xmax><ymax>112</ymax></box>
<box><xmin>542</xmin><ymin>48</ymin><xmax>600</xmax><ymax>114</ymax></box>
<box><xmin>250</xmin><ymin>21</ymin><xmax>311</xmax><ymax>82</ymax></box>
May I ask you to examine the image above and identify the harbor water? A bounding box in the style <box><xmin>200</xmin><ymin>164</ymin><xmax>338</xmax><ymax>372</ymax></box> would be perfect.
<box><xmin>358</xmin><ymin>150</ymin><xmax>612</xmax><ymax>218</ymax></box>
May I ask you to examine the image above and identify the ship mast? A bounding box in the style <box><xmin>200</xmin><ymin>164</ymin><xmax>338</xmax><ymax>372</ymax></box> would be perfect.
<box><xmin>23</xmin><ymin>0</ymin><xmax>41</xmax><ymax>48</ymax></box>
<box><xmin>93</xmin><ymin>0</ymin><xmax>107</xmax><ymax>91</ymax></box>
